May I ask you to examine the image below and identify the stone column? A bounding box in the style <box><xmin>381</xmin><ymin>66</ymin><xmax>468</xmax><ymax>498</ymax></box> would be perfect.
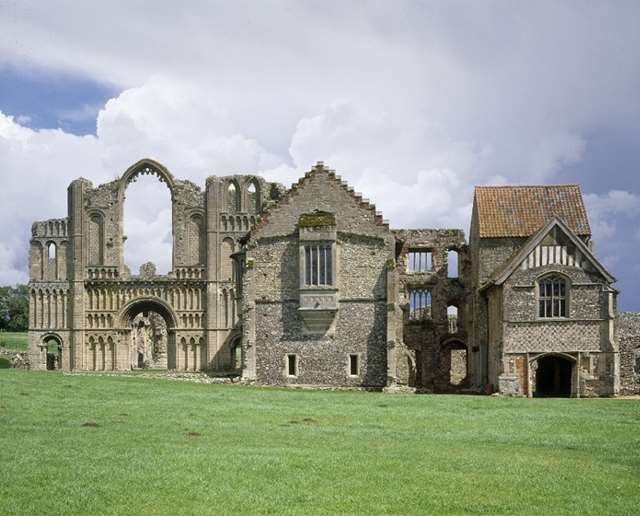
<box><xmin>68</xmin><ymin>178</ymin><xmax>91</xmax><ymax>370</ymax></box>
<box><xmin>205</xmin><ymin>178</ymin><xmax>220</xmax><ymax>369</ymax></box>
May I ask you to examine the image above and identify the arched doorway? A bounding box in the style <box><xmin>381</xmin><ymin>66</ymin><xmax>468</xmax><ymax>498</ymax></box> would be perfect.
<box><xmin>534</xmin><ymin>355</ymin><xmax>573</xmax><ymax>397</ymax></box>
<box><xmin>436</xmin><ymin>339</ymin><xmax>468</xmax><ymax>392</ymax></box>
<box><xmin>43</xmin><ymin>334</ymin><xmax>63</xmax><ymax>370</ymax></box>
<box><xmin>118</xmin><ymin>298</ymin><xmax>177</xmax><ymax>370</ymax></box>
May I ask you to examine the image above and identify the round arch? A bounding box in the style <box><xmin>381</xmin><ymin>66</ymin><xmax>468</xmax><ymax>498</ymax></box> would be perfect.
<box><xmin>41</xmin><ymin>333</ymin><xmax>63</xmax><ymax>370</ymax></box>
<box><xmin>117</xmin><ymin>297</ymin><xmax>178</xmax><ymax>330</ymax></box>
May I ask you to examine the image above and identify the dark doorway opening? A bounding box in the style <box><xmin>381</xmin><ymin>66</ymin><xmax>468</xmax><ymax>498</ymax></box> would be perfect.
<box><xmin>45</xmin><ymin>337</ymin><xmax>62</xmax><ymax>370</ymax></box>
<box><xmin>534</xmin><ymin>355</ymin><xmax>572</xmax><ymax>397</ymax></box>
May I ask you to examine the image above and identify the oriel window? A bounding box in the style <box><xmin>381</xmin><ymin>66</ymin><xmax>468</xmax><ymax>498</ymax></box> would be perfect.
<box><xmin>304</xmin><ymin>244</ymin><xmax>333</xmax><ymax>286</ymax></box>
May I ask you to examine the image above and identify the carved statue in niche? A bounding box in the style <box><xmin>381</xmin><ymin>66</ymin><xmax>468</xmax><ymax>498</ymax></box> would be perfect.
<box><xmin>130</xmin><ymin>312</ymin><xmax>168</xmax><ymax>368</ymax></box>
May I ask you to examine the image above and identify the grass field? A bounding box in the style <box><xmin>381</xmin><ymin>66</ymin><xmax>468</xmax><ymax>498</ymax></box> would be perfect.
<box><xmin>1</xmin><ymin>371</ymin><xmax>639</xmax><ymax>515</ymax></box>
<box><xmin>0</xmin><ymin>331</ymin><xmax>27</xmax><ymax>351</ymax></box>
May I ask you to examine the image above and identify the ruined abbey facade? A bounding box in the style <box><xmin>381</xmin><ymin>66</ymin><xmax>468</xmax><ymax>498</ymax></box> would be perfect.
<box><xmin>28</xmin><ymin>159</ymin><xmax>640</xmax><ymax>397</ymax></box>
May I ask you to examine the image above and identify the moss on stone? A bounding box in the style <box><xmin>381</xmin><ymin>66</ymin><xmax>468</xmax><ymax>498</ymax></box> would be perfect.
<box><xmin>298</xmin><ymin>211</ymin><xmax>336</xmax><ymax>228</ymax></box>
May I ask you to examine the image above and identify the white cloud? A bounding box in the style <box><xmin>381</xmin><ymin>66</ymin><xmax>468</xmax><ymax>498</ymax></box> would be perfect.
<box><xmin>0</xmin><ymin>1</ymin><xmax>638</xmax><ymax>297</ymax></box>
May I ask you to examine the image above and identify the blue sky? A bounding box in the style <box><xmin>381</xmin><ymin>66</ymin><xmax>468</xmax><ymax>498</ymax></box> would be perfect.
<box><xmin>0</xmin><ymin>65</ymin><xmax>117</xmax><ymax>135</ymax></box>
<box><xmin>0</xmin><ymin>1</ymin><xmax>638</xmax><ymax>309</ymax></box>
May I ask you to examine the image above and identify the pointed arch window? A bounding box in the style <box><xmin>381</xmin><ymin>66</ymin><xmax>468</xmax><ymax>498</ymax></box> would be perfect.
<box><xmin>246</xmin><ymin>180</ymin><xmax>259</xmax><ymax>213</ymax></box>
<box><xmin>538</xmin><ymin>275</ymin><xmax>568</xmax><ymax>318</ymax></box>
<box><xmin>409</xmin><ymin>289</ymin><xmax>432</xmax><ymax>320</ymax></box>
<box><xmin>227</xmin><ymin>182</ymin><xmax>239</xmax><ymax>212</ymax></box>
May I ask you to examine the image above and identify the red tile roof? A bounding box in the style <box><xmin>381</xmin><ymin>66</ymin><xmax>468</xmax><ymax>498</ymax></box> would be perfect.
<box><xmin>474</xmin><ymin>185</ymin><xmax>591</xmax><ymax>238</ymax></box>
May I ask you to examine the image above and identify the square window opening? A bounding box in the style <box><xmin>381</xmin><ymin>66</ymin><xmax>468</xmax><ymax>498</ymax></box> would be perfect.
<box><xmin>408</xmin><ymin>250</ymin><xmax>433</xmax><ymax>273</ymax></box>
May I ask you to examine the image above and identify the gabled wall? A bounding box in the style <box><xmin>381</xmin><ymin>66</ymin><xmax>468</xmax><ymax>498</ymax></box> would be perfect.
<box><xmin>242</xmin><ymin>164</ymin><xmax>394</xmax><ymax>387</ymax></box>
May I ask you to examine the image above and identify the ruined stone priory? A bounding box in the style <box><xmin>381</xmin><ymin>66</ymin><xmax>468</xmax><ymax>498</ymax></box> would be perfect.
<box><xmin>28</xmin><ymin>159</ymin><xmax>640</xmax><ymax>397</ymax></box>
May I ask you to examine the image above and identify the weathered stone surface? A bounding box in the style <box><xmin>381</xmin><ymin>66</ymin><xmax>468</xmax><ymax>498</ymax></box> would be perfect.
<box><xmin>619</xmin><ymin>312</ymin><xmax>640</xmax><ymax>395</ymax></box>
<box><xmin>26</xmin><ymin>160</ymin><xmax>638</xmax><ymax>396</ymax></box>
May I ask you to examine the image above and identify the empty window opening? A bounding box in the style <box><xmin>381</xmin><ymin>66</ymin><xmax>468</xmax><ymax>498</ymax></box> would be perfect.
<box><xmin>534</xmin><ymin>355</ymin><xmax>572</xmax><ymax>397</ymax></box>
<box><xmin>227</xmin><ymin>182</ymin><xmax>238</xmax><ymax>212</ymax></box>
<box><xmin>349</xmin><ymin>354</ymin><xmax>359</xmax><ymax>376</ymax></box>
<box><xmin>538</xmin><ymin>276</ymin><xmax>567</xmax><ymax>318</ymax></box>
<box><xmin>448</xmin><ymin>346</ymin><xmax>467</xmax><ymax>386</ymax></box>
<box><xmin>409</xmin><ymin>289</ymin><xmax>432</xmax><ymax>320</ymax></box>
<box><xmin>247</xmin><ymin>181</ymin><xmax>259</xmax><ymax>213</ymax></box>
<box><xmin>304</xmin><ymin>244</ymin><xmax>333</xmax><ymax>286</ymax></box>
<box><xmin>447</xmin><ymin>305</ymin><xmax>458</xmax><ymax>333</ymax></box>
<box><xmin>408</xmin><ymin>250</ymin><xmax>432</xmax><ymax>273</ymax></box>
<box><xmin>47</xmin><ymin>242</ymin><xmax>56</xmax><ymax>259</ymax></box>
<box><xmin>124</xmin><ymin>173</ymin><xmax>172</xmax><ymax>274</ymax></box>
<box><xmin>447</xmin><ymin>250</ymin><xmax>459</xmax><ymax>278</ymax></box>
<box><xmin>287</xmin><ymin>354</ymin><xmax>298</xmax><ymax>377</ymax></box>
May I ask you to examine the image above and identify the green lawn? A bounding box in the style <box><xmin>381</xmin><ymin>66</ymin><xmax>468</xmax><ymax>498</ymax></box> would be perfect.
<box><xmin>1</xmin><ymin>371</ymin><xmax>639</xmax><ymax>515</ymax></box>
<box><xmin>0</xmin><ymin>331</ymin><xmax>27</xmax><ymax>351</ymax></box>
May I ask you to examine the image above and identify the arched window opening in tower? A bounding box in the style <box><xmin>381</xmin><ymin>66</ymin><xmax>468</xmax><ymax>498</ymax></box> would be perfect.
<box><xmin>247</xmin><ymin>180</ymin><xmax>259</xmax><ymax>213</ymax></box>
<box><xmin>227</xmin><ymin>182</ymin><xmax>239</xmax><ymax>212</ymax></box>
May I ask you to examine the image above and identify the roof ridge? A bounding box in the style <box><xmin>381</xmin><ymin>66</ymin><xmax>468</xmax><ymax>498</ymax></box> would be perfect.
<box><xmin>475</xmin><ymin>184</ymin><xmax>580</xmax><ymax>189</ymax></box>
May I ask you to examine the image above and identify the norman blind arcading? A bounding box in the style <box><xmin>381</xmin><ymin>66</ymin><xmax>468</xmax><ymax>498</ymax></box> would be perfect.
<box><xmin>304</xmin><ymin>244</ymin><xmax>332</xmax><ymax>286</ymax></box>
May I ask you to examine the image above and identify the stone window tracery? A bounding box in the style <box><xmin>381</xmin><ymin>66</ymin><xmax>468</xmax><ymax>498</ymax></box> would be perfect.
<box><xmin>408</xmin><ymin>250</ymin><xmax>432</xmax><ymax>272</ymax></box>
<box><xmin>304</xmin><ymin>244</ymin><xmax>333</xmax><ymax>286</ymax></box>
<box><xmin>409</xmin><ymin>288</ymin><xmax>432</xmax><ymax>320</ymax></box>
<box><xmin>538</xmin><ymin>275</ymin><xmax>568</xmax><ymax>318</ymax></box>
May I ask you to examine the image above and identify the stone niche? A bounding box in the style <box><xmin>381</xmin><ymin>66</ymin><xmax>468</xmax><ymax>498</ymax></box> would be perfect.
<box><xmin>297</xmin><ymin>211</ymin><xmax>338</xmax><ymax>335</ymax></box>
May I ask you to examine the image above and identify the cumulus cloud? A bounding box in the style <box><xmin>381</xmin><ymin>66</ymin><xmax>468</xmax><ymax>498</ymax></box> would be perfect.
<box><xmin>0</xmin><ymin>1</ymin><xmax>638</xmax><ymax>307</ymax></box>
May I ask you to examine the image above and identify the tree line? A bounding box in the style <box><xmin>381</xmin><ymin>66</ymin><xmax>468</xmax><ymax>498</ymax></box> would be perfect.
<box><xmin>0</xmin><ymin>285</ymin><xmax>28</xmax><ymax>332</ymax></box>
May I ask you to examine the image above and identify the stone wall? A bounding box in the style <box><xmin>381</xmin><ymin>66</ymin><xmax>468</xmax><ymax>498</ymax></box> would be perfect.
<box><xmin>496</xmin><ymin>258</ymin><xmax>616</xmax><ymax>396</ymax></box>
<box><xmin>618</xmin><ymin>312</ymin><xmax>640</xmax><ymax>395</ymax></box>
<box><xmin>394</xmin><ymin>229</ymin><xmax>471</xmax><ymax>391</ymax></box>
<box><xmin>244</xmin><ymin>163</ymin><xmax>394</xmax><ymax>387</ymax></box>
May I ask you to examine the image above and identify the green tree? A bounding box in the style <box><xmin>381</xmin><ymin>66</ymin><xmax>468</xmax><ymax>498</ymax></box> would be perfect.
<box><xmin>0</xmin><ymin>285</ymin><xmax>29</xmax><ymax>332</ymax></box>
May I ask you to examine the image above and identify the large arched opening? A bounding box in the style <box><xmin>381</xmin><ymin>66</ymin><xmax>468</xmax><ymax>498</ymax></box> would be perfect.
<box><xmin>533</xmin><ymin>354</ymin><xmax>574</xmax><ymax>397</ymax></box>
<box><xmin>42</xmin><ymin>334</ymin><xmax>63</xmax><ymax>370</ymax></box>
<box><xmin>119</xmin><ymin>160</ymin><xmax>175</xmax><ymax>276</ymax></box>
<box><xmin>118</xmin><ymin>298</ymin><xmax>178</xmax><ymax>370</ymax></box>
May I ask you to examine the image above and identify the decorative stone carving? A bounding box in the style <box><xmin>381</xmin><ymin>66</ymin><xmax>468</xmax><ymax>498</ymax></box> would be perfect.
<box><xmin>139</xmin><ymin>262</ymin><xmax>156</xmax><ymax>278</ymax></box>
